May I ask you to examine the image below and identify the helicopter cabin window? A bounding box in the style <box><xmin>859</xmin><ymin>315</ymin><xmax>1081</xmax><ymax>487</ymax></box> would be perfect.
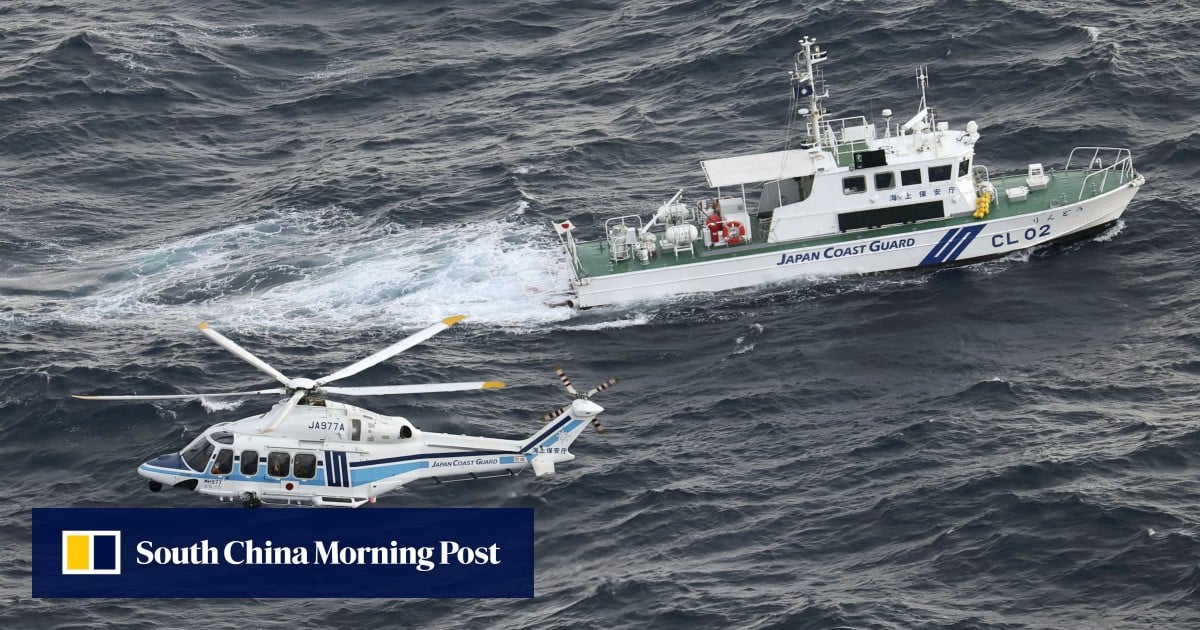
<box><xmin>211</xmin><ymin>449</ymin><xmax>233</xmax><ymax>475</ymax></box>
<box><xmin>182</xmin><ymin>438</ymin><xmax>214</xmax><ymax>472</ymax></box>
<box><xmin>958</xmin><ymin>157</ymin><xmax>971</xmax><ymax>178</ymax></box>
<box><xmin>211</xmin><ymin>431</ymin><xmax>234</xmax><ymax>445</ymax></box>
<box><xmin>240</xmin><ymin>450</ymin><xmax>259</xmax><ymax>475</ymax></box>
<box><xmin>901</xmin><ymin>169</ymin><xmax>922</xmax><ymax>186</ymax></box>
<box><xmin>351</xmin><ymin>419</ymin><xmax>362</xmax><ymax>441</ymax></box>
<box><xmin>928</xmin><ymin>164</ymin><xmax>952</xmax><ymax>182</ymax></box>
<box><xmin>842</xmin><ymin>176</ymin><xmax>867</xmax><ymax>195</ymax></box>
<box><xmin>293</xmin><ymin>454</ymin><xmax>317</xmax><ymax>479</ymax></box>
<box><xmin>268</xmin><ymin>452</ymin><xmax>291</xmax><ymax>477</ymax></box>
<box><xmin>874</xmin><ymin>172</ymin><xmax>895</xmax><ymax>190</ymax></box>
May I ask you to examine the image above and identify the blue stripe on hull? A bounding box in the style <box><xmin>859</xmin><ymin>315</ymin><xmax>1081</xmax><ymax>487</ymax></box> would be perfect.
<box><xmin>920</xmin><ymin>224</ymin><xmax>985</xmax><ymax>266</ymax></box>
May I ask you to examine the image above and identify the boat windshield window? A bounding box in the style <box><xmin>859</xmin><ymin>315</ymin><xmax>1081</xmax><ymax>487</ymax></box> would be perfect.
<box><xmin>874</xmin><ymin>172</ymin><xmax>895</xmax><ymax>190</ymax></box>
<box><xmin>182</xmin><ymin>439</ymin><xmax>214</xmax><ymax>472</ymax></box>
<box><xmin>842</xmin><ymin>176</ymin><xmax>867</xmax><ymax>195</ymax></box>
<box><xmin>901</xmin><ymin>169</ymin><xmax>922</xmax><ymax>186</ymax></box>
<box><xmin>928</xmin><ymin>165</ymin><xmax>952</xmax><ymax>182</ymax></box>
<box><xmin>241</xmin><ymin>450</ymin><xmax>259</xmax><ymax>476</ymax></box>
<box><xmin>958</xmin><ymin>157</ymin><xmax>971</xmax><ymax>178</ymax></box>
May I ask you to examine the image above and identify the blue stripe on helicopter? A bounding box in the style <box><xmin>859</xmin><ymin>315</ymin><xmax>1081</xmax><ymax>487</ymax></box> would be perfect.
<box><xmin>920</xmin><ymin>224</ymin><xmax>985</xmax><ymax>266</ymax></box>
<box><xmin>521</xmin><ymin>416</ymin><xmax>574</xmax><ymax>453</ymax></box>
<box><xmin>350</xmin><ymin>448</ymin><xmax>516</xmax><ymax>469</ymax></box>
<box><xmin>139</xmin><ymin>463</ymin><xmax>330</xmax><ymax>487</ymax></box>
<box><xmin>324</xmin><ymin>450</ymin><xmax>350</xmax><ymax>487</ymax></box>
<box><xmin>348</xmin><ymin>415</ymin><xmax>578</xmax><ymax>469</ymax></box>
<box><xmin>529</xmin><ymin>420</ymin><xmax>584</xmax><ymax>452</ymax></box>
<box><xmin>352</xmin><ymin>461</ymin><xmax>429</xmax><ymax>485</ymax></box>
<box><xmin>350</xmin><ymin>454</ymin><xmax>536</xmax><ymax>485</ymax></box>
<box><xmin>150</xmin><ymin>450</ymin><xmax>542</xmax><ymax>489</ymax></box>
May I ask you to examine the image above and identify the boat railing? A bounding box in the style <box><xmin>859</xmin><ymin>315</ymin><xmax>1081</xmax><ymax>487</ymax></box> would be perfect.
<box><xmin>1065</xmin><ymin>147</ymin><xmax>1135</xmax><ymax>201</ymax></box>
<box><xmin>805</xmin><ymin>115</ymin><xmax>873</xmax><ymax>161</ymax></box>
<box><xmin>604</xmin><ymin>215</ymin><xmax>645</xmax><ymax>263</ymax></box>
<box><xmin>554</xmin><ymin>225</ymin><xmax>586</xmax><ymax>278</ymax></box>
<box><xmin>972</xmin><ymin>164</ymin><xmax>992</xmax><ymax>186</ymax></box>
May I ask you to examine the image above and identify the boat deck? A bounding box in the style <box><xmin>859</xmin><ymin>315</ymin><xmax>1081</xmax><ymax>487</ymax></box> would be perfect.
<box><xmin>570</xmin><ymin>167</ymin><xmax>1133</xmax><ymax>279</ymax></box>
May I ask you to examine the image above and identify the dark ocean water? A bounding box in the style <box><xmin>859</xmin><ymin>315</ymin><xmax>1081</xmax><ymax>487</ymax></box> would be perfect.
<box><xmin>1</xmin><ymin>0</ymin><xmax>1197</xmax><ymax>627</ymax></box>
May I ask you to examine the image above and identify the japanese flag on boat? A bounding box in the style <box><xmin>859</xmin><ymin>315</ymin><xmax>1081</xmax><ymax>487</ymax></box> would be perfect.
<box><xmin>553</xmin><ymin>220</ymin><xmax>575</xmax><ymax>235</ymax></box>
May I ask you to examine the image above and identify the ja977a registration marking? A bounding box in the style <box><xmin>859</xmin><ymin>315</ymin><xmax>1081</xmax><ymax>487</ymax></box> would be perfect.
<box><xmin>307</xmin><ymin>421</ymin><xmax>345</xmax><ymax>431</ymax></box>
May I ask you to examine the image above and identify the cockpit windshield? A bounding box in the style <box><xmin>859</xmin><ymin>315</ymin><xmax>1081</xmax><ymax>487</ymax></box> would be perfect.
<box><xmin>181</xmin><ymin>434</ymin><xmax>215</xmax><ymax>472</ymax></box>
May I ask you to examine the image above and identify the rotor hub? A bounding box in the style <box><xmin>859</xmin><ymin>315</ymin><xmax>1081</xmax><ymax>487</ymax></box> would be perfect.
<box><xmin>288</xmin><ymin>377</ymin><xmax>317</xmax><ymax>391</ymax></box>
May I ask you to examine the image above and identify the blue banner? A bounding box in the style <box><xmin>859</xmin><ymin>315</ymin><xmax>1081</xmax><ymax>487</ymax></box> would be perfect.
<box><xmin>33</xmin><ymin>508</ymin><xmax>533</xmax><ymax>598</ymax></box>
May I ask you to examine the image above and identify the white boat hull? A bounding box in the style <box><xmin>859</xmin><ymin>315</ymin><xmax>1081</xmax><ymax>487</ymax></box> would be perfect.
<box><xmin>569</xmin><ymin>176</ymin><xmax>1142</xmax><ymax>308</ymax></box>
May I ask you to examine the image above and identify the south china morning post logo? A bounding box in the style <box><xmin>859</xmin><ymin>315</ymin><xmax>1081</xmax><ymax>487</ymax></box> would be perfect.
<box><xmin>61</xmin><ymin>530</ymin><xmax>121</xmax><ymax>575</ymax></box>
<box><xmin>34</xmin><ymin>508</ymin><xmax>533</xmax><ymax>598</ymax></box>
<box><xmin>134</xmin><ymin>537</ymin><xmax>499</xmax><ymax>572</ymax></box>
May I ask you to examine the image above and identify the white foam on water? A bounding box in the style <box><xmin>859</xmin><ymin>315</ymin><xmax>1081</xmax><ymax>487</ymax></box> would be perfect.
<box><xmin>43</xmin><ymin>205</ymin><xmax>579</xmax><ymax>333</ymax></box>
<box><xmin>199</xmin><ymin>398</ymin><xmax>247</xmax><ymax>413</ymax></box>
<box><xmin>732</xmin><ymin>322</ymin><xmax>763</xmax><ymax>354</ymax></box>
<box><xmin>1084</xmin><ymin>26</ymin><xmax>1101</xmax><ymax>42</ymax></box>
<box><xmin>1092</xmin><ymin>220</ymin><xmax>1125</xmax><ymax>242</ymax></box>
<box><xmin>559</xmin><ymin>314</ymin><xmax>652</xmax><ymax>331</ymax></box>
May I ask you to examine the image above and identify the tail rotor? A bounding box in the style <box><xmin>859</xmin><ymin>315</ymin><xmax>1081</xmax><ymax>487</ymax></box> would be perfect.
<box><xmin>554</xmin><ymin>365</ymin><xmax>579</xmax><ymax>396</ymax></box>
<box><xmin>540</xmin><ymin>367</ymin><xmax>619</xmax><ymax>434</ymax></box>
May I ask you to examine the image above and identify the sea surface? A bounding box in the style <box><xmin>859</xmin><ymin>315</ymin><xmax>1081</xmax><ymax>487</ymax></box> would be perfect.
<box><xmin>1</xmin><ymin>0</ymin><xmax>1197</xmax><ymax>627</ymax></box>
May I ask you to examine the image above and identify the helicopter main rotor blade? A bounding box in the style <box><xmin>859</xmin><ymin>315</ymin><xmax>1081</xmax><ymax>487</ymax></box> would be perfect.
<box><xmin>321</xmin><ymin>381</ymin><xmax>505</xmax><ymax>396</ymax></box>
<box><xmin>72</xmin><ymin>388</ymin><xmax>288</xmax><ymax>401</ymax></box>
<box><xmin>198</xmin><ymin>322</ymin><xmax>292</xmax><ymax>387</ymax></box>
<box><xmin>261</xmin><ymin>389</ymin><xmax>306</xmax><ymax>434</ymax></box>
<box><xmin>315</xmin><ymin>315</ymin><xmax>468</xmax><ymax>386</ymax></box>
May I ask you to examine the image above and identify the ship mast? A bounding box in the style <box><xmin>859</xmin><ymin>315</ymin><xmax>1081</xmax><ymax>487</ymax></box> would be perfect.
<box><xmin>790</xmin><ymin>36</ymin><xmax>829</xmax><ymax>149</ymax></box>
<box><xmin>902</xmin><ymin>65</ymin><xmax>932</xmax><ymax>137</ymax></box>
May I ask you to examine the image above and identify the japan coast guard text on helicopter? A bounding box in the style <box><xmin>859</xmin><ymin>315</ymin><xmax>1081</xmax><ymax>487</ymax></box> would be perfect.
<box><xmin>73</xmin><ymin>315</ymin><xmax>617</xmax><ymax>508</ymax></box>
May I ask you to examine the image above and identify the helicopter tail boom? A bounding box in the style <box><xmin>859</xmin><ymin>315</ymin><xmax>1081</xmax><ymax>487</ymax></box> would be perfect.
<box><xmin>519</xmin><ymin>398</ymin><xmax>601</xmax><ymax>475</ymax></box>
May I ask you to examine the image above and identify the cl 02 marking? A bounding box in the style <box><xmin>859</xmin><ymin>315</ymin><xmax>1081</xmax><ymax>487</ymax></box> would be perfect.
<box><xmin>992</xmin><ymin>224</ymin><xmax>1050</xmax><ymax>247</ymax></box>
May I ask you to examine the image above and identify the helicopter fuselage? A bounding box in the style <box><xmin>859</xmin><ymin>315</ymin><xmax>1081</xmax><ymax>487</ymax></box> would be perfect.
<box><xmin>138</xmin><ymin>398</ymin><xmax>597</xmax><ymax>507</ymax></box>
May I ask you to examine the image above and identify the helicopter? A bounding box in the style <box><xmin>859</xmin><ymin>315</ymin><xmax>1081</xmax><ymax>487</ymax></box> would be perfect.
<box><xmin>72</xmin><ymin>315</ymin><xmax>617</xmax><ymax>508</ymax></box>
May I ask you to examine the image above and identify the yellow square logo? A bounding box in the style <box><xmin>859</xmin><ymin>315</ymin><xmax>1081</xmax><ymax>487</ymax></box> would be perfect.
<box><xmin>61</xmin><ymin>530</ymin><xmax>121</xmax><ymax>575</ymax></box>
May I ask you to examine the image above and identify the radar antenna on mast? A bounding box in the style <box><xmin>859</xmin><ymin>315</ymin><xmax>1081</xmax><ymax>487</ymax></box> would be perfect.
<box><xmin>788</xmin><ymin>36</ymin><xmax>830</xmax><ymax>150</ymax></box>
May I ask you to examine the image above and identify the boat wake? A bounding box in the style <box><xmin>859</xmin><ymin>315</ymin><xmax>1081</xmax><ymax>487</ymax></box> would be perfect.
<box><xmin>5</xmin><ymin>205</ymin><xmax>579</xmax><ymax>333</ymax></box>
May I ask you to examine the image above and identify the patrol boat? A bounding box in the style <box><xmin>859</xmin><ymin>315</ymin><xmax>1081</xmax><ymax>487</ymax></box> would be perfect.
<box><xmin>551</xmin><ymin>37</ymin><xmax>1144</xmax><ymax>308</ymax></box>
